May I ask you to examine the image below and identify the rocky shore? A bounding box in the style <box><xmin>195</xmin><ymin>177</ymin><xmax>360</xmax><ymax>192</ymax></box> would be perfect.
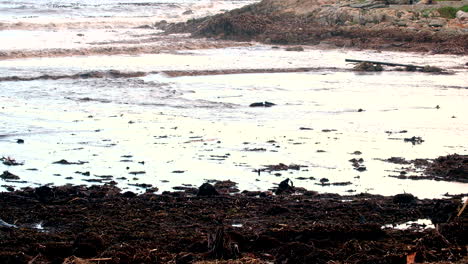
<box><xmin>0</xmin><ymin>184</ymin><xmax>466</xmax><ymax>264</ymax></box>
<box><xmin>161</xmin><ymin>0</ymin><xmax>468</xmax><ymax>54</ymax></box>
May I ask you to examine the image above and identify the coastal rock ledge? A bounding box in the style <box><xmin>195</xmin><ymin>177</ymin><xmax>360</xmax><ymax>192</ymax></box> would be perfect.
<box><xmin>163</xmin><ymin>0</ymin><xmax>468</xmax><ymax>54</ymax></box>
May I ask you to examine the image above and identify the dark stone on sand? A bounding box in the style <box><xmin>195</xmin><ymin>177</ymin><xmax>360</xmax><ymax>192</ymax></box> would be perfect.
<box><xmin>393</xmin><ymin>193</ymin><xmax>416</xmax><ymax>204</ymax></box>
<box><xmin>249</xmin><ymin>101</ymin><xmax>276</xmax><ymax>107</ymax></box>
<box><xmin>53</xmin><ymin>159</ymin><xmax>87</xmax><ymax>165</ymax></box>
<box><xmin>0</xmin><ymin>171</ymin><xmax>20</xmax><ymax>180</ymax></box>
<box><xmin>275</xmin><ymin>178</ymin><xmax>295</xmax><ymax>195</ymax></box>
<box><xmin>356</xmin><ymin>166</ymin><xmax>367</xmax><ymax>172</ymax></box>
<box><xmin>320</xmin><ymin>178</ymin><xmax>329</xmax><ymax>183</ymax></box>
<box><xmin>122</xmin><ymin>191</ymin><xmax>137</xmax><ymax>198</ymax></box>
<box><xmin>197</xmin><ymin>183</ymin><xmax>219</xmax><ymax>196</ymax></box>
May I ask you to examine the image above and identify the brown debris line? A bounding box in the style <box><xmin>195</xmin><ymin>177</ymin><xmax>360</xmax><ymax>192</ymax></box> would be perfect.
<box><xmin>0</xmin><ymin>184</ymin><xmax>466</xmax><ymax>264</ymax></box>
<box><xmin>161</xmin><ymin>67</ymin><xmax>343</xmax><ymax>77</ymax></box>
<box><xmin>0</xmin><ymin>38</ymin><xmax>249</xmax><ymax>60</ymax></box>
<box><xmin>0</xmin><ymin>35</ymin><xmax>251</xmax><ymax>60</ymax></box>
<box><xmin>0</xmin><ymin>68</ymin><xmax>345</xmax><ymax>82</ymax></box>
<box><xmin>165</xmin><ymin>6</ymin><xmax>468</xmax><ymax>55</ymax></box>
<box><xmin>0</xmin><ymin>70</ymin><xmax>147</xmax><ymax>82</ymax></box>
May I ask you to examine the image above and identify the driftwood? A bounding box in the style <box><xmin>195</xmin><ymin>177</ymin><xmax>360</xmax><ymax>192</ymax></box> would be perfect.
<box><xmin>345</xmin><ymin>59</ymin><xmax>424</xmax><ymax>69</ymax></box>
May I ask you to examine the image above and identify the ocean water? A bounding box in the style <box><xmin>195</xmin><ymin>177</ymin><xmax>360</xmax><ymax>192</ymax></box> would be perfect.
<box><xmin>0</xmin><ymin>1</ymin><xmax>467</xmax><ymax>198</ymax></box>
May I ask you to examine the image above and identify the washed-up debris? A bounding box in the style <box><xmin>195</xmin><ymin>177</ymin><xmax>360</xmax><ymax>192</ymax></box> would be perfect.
<box><xmin>128</xmin><ymin>183</ymin><xmax>154</xmax><ymax>189</ymax></box>
<box><xmin>317</xmin><ymin>181</ymin><xmax>353</xmax><ymax>186</ymax></box>
<box><xmin>82</xmin><ymin>179</ymin><xmax>104</xmax><ymax>183</ymax></box>
<box><xmin>53</xmin><ymin>159</ymin><xmax>88</xmax><ymax>165</ymax></box>
<box><xmin>347</xmin><ymin>59</ymin><xmax>445</xmax><ymax>73</ymax></box>
<box><xmin>404</xmin><ymin>136</ymin><xmax>424</xmax><ymax>145</ymax></box>
<box><xmin>0</xmin><ymin>184</ymin><xmax>466</xmax><ymax>263</ymax></box>
<box><xmin>261</xmin><ymin>163</ymin><xmax>306</xmax><ymax>172</ymax></box>
<box><xmin>383</xmin><ymin>157</ymin><xmax>411</xmax><ymax>165</ymax></box>
<box><xmin>214</xmin><ymin>180</ymin><xmax>240</xmax><ymax>194</ymax></box>
<box><xmin>423</xmin><ymin>154</ymin><xmax>468</xmax><ymax>183</ymax></box>
<box><xmin>249</xmin><ymin>101</ymin><xmax>276</xmax><ymax>107</ymax></box>
<box><xmin>1</xmin><ymin>156</ymin><xmax>24</xmax><ymax>166</ymax></box>
<box><xmin>0</xmin><ymin>171</ymin><xmax>20</xmax><ymax>180</ymax></box>
<box><xmin>244</xmin><ymin>147</ymin><xmax>267</xmax><ymax>152</ymax></box>
<box><xmin>349</xmin><ymin>158</ymin><xmax>367</xmax><ymax>172</ymax></box>
<box><xmin>207</xmin><ymin>226</ymin><xmax>240</xmax><ymax>259</ymax></box>
<box><xmin>75</xmin><ymin>171</ymin><xmax>91</xmax><ymax>176</ymax></box>
<box><xmin>129</xmin><ymin>171</ymin><xmax>146</xmax><ymax>175</ymax></box>
<box><xmin>385</xmin><ymin>130</ymin><xmax>408</xmax><ymax>135</ymax></box>
<box><xmin>353</xmin><ymin>62</ymin><xmax>383</xmax><ymax>72</ymax></box>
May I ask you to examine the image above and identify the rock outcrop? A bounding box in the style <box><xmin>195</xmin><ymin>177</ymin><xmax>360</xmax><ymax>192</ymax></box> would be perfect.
<box><xmin>163</xmin><ymin>0</ymin><xmax>468</xmax><ymax>54</ymax></box>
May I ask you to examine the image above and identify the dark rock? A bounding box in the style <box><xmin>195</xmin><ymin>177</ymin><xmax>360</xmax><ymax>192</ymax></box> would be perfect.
<box><xmin>0</xmin><ymin>171</ymin><xmax>20</xmax><ymax>180</ymax></box>
<box><xmin>275</xmin><ymin>178</ymin><xmax>295</xmax><ymax>195</ymax></box>
<box><xmin>320</xmin><ymin>178</ymin><xmax>329</xmax><ymax>183</ymax></box>
<box><xmin>393</xmin><ymin>193</ymin><xmax>416</xmax><ymax>204</ymax></box>
<box><xmin>16</xmin><ymin>139</ymin><xmax>24</xmax><ymax>144</ymax></box>
<box><xmin>249</xmin><ymin>101</ymin><xmax>276</xmax><ymax>107</ymax></box>
<box><xmin>197</xmin><ymin>183</ymin><xmax>219</xmax><ymax>196</ymax></box>
<box><xmin>122</xmin><ymin>191</ymin><xmax>137</xmax><ymax>198</ymax></box>
<box><xmin>356</xmin><ymin>166</ymin><xmax>367</xmax><ymax>172</ymax></box>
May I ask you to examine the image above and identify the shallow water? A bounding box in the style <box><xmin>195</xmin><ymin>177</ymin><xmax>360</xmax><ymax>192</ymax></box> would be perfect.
<box><xmin>0</xmin><ymin>1</ymin><xmax>467</xmax><ymax>198</ymax></box>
